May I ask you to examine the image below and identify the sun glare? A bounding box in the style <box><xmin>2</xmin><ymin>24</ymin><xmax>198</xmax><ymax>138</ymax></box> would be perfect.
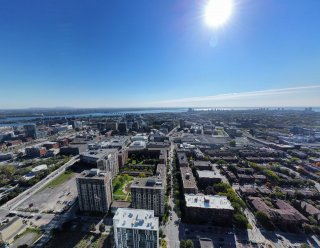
<box><xmin>205</xmin><ymin>0</ymin><xmax>234</xmax><ymax>28</ymax></box>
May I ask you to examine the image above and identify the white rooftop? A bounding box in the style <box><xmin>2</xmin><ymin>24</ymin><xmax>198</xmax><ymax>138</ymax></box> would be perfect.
<box><xmin>113</xmin><ymin>208</ymin><xmax>158</xmax><ymax>231</ymax></box>
<box><xmin>185</xmin><ymin>194</ymin><xmax>234</xmax><ymax>210</ymax></box>
<box><xmin>31</xmin><ymin>164</ymin><xmax>48</xmax><ymax>172</ymax></box>
<box><xmin>129</xmin><ymin>140</ymin><xmax>146</xmax><ymax>147</ymax></box>
<box><xmin>131</xmin><ymin>134</ymin><xmax>148</xmax><ymax>142</ymax></box>
<box><xmin>197</xmin><ymin>170</ymin><xmax>222</xmax><ymax>179</ymax></box>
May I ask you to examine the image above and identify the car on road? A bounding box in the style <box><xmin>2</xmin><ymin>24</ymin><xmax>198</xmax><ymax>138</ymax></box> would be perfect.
<box><xmin>276</xmin><ymin>235</ymin><xmax>284</xmax><ymax>241</ymax></box>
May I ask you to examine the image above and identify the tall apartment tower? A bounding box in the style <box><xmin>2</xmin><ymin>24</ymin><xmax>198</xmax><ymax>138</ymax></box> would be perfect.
<box><xmin>24</xmin><ymin>124</ymin><xmax>38</xmax><ymax>139</ymax></box>
<box><xmin>113</xmin><ymin>208</ymin><xmax>159</xmax><ymax>248</ymax></box>
<box><xmin>76</xmin><ymin>169</ymin><xmax>112</xmax><ymax>213</ymax></box>
<box><xmin>130</xmin><ymin>177</ymin><xmax>165</xmax><ymax>217</ymax></box>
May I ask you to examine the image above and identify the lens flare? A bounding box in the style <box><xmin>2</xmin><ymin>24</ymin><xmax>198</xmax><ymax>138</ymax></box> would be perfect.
<box><xmin>205</xmin><ymin>0</ymin><xmax>234</xmax><ymax>28</ymax></box>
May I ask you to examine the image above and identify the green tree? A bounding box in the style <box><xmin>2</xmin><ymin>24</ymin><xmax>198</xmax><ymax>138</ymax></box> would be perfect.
<box><xmin>138</xmin><ymin>173</ymin><xmax>146</xmax><ymax>178</ymax></box>
<box><xmin>256</xmin><ymin>211</ymin><xmax>275</xmax><ymax>230</ymax></box>
<box><xmin>217</xmin><ymin>160</ymin><xmax>226</xmax><ymax>165</ymax></box>
<box><xmin>300</xmin><ymin>244</ymin><xmax>311</xmax><ymax>248</ymax></box>
<box><xmin>159</xmin><ymin>228</ymin><xmax>165</xmax><ymax>238</ymax></box>
<box><xmin>213</xmin><ymin>182</ymin><xmax>230</xmax><ymax>193</ymax></box>
<box><xmin>233</xmin><ymin>213</ymin><xmax>248</xmax><ymax>229</ymax></box>
<box><xmin>180</xmin><ymin>239</ymin><xmax>194</xmax><ymax>248</ymax></box>
<box><xmin>229</xmin><ymin>140</ymin><xmax>236</xmax><ymax>147</ymax></box>
<box><xmin>1</xmin><ymin>164</ymin><xmax>16</xmax><ymax>177</ymax></box>
<box><xmin>99</xmin><ymin>223</ymin><xmax>106</xmax><ymax>232</ymax></box>
<box><xmin>90</xmin><ymin>224</ymin><xmax>96</xmax><ymax>232</ymax></box>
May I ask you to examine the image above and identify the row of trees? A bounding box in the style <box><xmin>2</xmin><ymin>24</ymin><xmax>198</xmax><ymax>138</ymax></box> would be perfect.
<box><xmin>0</xmin><ymin>155</ymin><xmax>72</xmax><ymax>204</ymax></box>
<box><xmin>211</xmin><ymin>182</ymin><xmax>249</xmax><ymax>229</ymax></box>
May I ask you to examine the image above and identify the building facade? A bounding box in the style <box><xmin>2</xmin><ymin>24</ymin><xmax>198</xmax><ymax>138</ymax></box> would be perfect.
<box><xmin>80</xmin><ymin>149</ymin><xmax>119</xmax><ymax>178</ymax></box>
<box><xmin>130</xmin><ymin>177</ymin><xmax>165</xmax><ymax>217</ymax></box>
<box><xmin>180</xmin><ymin>167</ymin><xmax>198</xmax><ymax>194</ymax></box>
<box><xmin>184</xmin><ymin>194</ymin><xmax>234</xmax><ymax>224</ymax></box>
<box><xmin>76</xmin><ymin>170</ymin><xmax>112</xmax><ymax>213</ymax></box>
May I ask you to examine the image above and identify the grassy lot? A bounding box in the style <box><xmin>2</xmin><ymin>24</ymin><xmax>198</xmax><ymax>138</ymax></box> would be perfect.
<box><xmin>75</xmin><ymin>234</ymin><xmax>109</xmax><ymax>248</ymax></box>
<box><xmin>215</xmin><ymin>127</ymin><xmax>228</xmax><ymax>136</ymax></box>
<box><xmin>41</xmin><ymin>171</ymin><xmax>74</xmax><ymax>191</ymax></box>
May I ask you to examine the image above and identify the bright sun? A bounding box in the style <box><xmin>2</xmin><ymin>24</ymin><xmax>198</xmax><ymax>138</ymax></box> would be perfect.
<box><xmin>205</xmin><ymin>0</ymin><xmax>234</xmax><ymax>28</ymax></box>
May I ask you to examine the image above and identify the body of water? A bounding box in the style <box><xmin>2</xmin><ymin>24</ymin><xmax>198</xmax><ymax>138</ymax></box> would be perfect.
<box><xmin>0</xmin><ymin>108</ymin><xmax>188</xmax><ymax>126</ymax></box>
<box><xmin>1</xmin><ymin>107</ymin><xmax>319</xmax><ymax>127</ymax></box>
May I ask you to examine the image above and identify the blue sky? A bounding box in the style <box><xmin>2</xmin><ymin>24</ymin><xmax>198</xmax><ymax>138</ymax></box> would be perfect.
<box><xmin>0</xmin><ymin>0</ymin><xmax>319</xmax><ymax>108</ymax></box>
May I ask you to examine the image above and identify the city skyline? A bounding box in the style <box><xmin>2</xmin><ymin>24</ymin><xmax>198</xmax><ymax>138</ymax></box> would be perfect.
<box><xmin>1</xmin><ymin>0</ymin><xmax>320</xmax><ymax>108</ymax></box>
<box><xmin>1</xmin><ymin>1</ymin><xmax>320</xmax><ymax>247</ymax></box>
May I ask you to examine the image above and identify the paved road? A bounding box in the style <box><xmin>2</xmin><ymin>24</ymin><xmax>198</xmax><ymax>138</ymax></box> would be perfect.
<box><xmin>163</xmin><ymin>197</ymin><xmax>181</xmax><ymax>248</ymax></box>
<box><xmin>33</xmin><ymin>202</ymin><xmax>78</xmax><ymax>247</ymax></box>
<box><xmin>243</xmin><ymin>208</ymin><xmax>268</xmax><ymax>245</ymax></box>
<box><xmin>1</xmin><ymin>156</ymin><xmax>79</xmax><ymax>211</ymax></box>
<box><xmin>162</xmin><ymin>138</ymin><xmax>181</xmax><ymax>248</ymax></box>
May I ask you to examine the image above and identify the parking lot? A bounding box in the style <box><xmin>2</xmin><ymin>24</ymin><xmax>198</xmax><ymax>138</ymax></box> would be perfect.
<box><xmin>17</xmin><ymin>173</ymin><xmax>78</xmax><ymax>214</ymax></box>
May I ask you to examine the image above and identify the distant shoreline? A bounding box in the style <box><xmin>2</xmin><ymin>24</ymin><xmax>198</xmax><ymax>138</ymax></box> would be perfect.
<box><xmin>0</xmin><ymin>107</ymin><xmax>319</xmax><ymax>127</ymax></box>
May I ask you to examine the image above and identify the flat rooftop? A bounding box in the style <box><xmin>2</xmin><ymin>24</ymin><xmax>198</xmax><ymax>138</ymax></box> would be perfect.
<box><xmin>77</xmin><ymin>169</ymin><xmax>111</xmax><ymax>179</ymax></box>
<box><xmin>199</xmin><ymin>238</ymin><xmax>214</xmax><ymax>248</ymax></box>
<box><xmin>81</xmin><ymin>149</ymin><xmax>117</xmax><ymax>159</ymax></box>
<box><xmin>42</xmin><ymin>141</ymin><xmax>58</xmax><ymax>145</ymax></box>
<box><xmin>111</xmin><ymin>200</ymin><xmax>131</xmax><ymax>209</ymax></box>
<box><xmin>100</xmin><ymin>136</ymin><xmax>130</xmax><ymax>147</ymax></box>
<box><xmin>130</xmin><ymin>177</ymin><xmax>164</xmax><ymax>189</ymax></box>
<box><xmin>180</xmin><ymin>167</ymin><xmax>197</xmax><ymax>189</ymax></box>
<box><xmin>177</xmin><ymin>152</ymin><xmax>188</xmax><ymax>165</ymax></box>
<box><xmin>197</xmin><ymin>170</ymin><xmax>222</xmax><ymax>179</ymax></box>
<box><xmin>180</xmin><ymin>133</ymin><xmax>229</xmax><ymax>145</ymax></box>
<box><xmin>185</xmin><ymin>194</ymin><xmax>234</xmax><ymax>210</ymax></box>
<box><xmin>194</xmin><ymin>161</ymin><xmax>212</xmax><ymax>167</ymax></box>
<box><xmin>113</xmin><ymin>208</ymin><xmax>159</xmax><ymax>230</ymax></box>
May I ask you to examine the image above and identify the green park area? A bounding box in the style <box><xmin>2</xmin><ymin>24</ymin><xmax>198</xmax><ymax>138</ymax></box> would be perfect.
<box><xmin>113</xmin><ymin>174</ymin><xmax>133</xmax><ymax>201</ymax></box>
<box><xmin>215</xmin><ymin>127</ymin><xmax>228</xmax><ymax>136</ymax></box>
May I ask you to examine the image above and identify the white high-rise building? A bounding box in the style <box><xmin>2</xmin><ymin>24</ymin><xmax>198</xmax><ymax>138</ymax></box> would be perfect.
<box><xmin>113</xmin><ymin>208</ymin><xmax>159</xmax><ymax>248</ymax></box>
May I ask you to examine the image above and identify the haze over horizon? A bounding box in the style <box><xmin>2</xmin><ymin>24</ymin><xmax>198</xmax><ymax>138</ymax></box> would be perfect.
<box><xmin>1</xmin><ymin>0</ymin><xmax>320</xmax><ymax>108</ymax></box>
